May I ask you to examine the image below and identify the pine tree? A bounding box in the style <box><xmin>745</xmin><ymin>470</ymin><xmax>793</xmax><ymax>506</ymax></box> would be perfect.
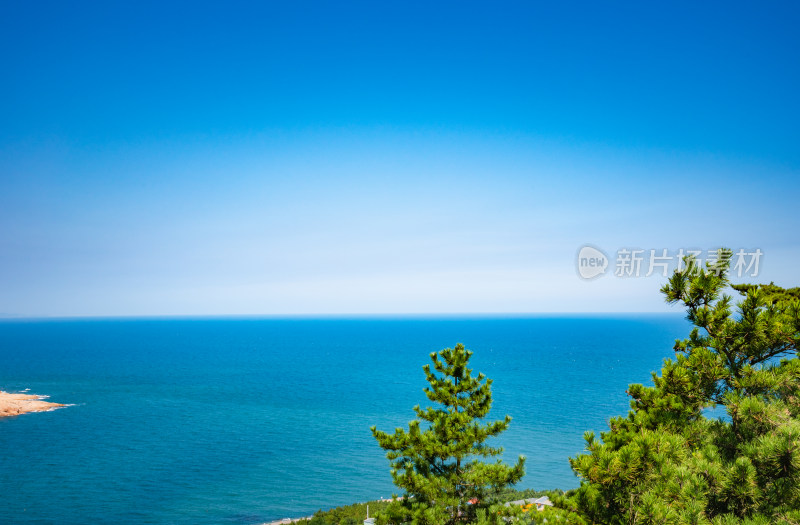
<box><xmin>371</xmin><ymin>343</ymin><xmax>526</xmax><ymax>524</ymax></box>
<box><xmin>555</xmin><ymin>250</ymin><xmax>800</xmax><ymax>524</ymax></box>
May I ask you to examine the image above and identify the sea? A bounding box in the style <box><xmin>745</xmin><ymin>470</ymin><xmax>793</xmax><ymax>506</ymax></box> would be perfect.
<box><xmin>0</xmin><ymin>315</ymin><xmax>688</xmax><ymax>524</ymax></box>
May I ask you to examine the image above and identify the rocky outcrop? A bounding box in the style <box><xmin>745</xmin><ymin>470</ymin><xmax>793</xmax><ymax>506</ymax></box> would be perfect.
<box><xmin>0</xmin><ymin>391</ymin><xmax>66</xmax><ymax>418</ymax></box>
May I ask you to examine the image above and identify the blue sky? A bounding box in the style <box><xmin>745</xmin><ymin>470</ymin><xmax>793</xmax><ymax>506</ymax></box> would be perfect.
<box><xmin>1</xmin><ymin>1</ymin><xmax>798</xmax><ymax>316</ymax></box>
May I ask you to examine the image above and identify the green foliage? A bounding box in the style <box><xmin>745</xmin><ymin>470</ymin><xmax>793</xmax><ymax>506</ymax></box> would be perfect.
<box><xmin>295</xmin><ymin>500</ymin><xmax>393</xmax><ymax>525</ymax></box>
<box><xmin>554</xmin><ymin>249</ymin><xmax>800</xmax><ymax>524</ymax></box>
<box><xmin>292</xmin><ymin>488</ymin><xmax>559</xmax><ymax>525</ymax></box>
<box><xmin>371</xmin><ymin>343</ymin><xmax>525</xmax><ymax>524</ymax></box>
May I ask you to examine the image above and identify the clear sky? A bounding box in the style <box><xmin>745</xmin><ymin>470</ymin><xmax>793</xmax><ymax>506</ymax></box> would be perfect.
<box><xmin>1</xmin><ymin>1</ymin><xmax>798</xmax><ymax>317</ymax></box>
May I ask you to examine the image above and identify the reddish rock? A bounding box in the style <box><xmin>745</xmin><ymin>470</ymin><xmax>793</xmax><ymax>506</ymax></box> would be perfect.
<box><xmin>0</xmin><ymin>391</ymin><xmax>66</xmax><ymax>418</ymax></box>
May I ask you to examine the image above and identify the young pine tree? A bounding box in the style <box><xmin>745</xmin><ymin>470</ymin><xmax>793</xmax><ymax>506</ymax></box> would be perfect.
<box><xmin>371</xmin><ymin>343</ymin><xmax>525</xmax><ymax>525</ymax></box>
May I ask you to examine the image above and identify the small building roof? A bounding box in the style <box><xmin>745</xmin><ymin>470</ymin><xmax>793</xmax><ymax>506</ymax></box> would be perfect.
<box><xmin>505</xmin><ymin>495</ymin><xmax>553</xmax><ymax>508</ymax></box>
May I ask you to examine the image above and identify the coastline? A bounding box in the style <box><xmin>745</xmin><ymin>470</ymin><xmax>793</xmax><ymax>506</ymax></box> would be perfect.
<box><xmin>259</xmin><ymin>497</ymin><xmax>400</xmax><ymax>525</ymax></box>
<box><xmin>262</xmin><ymin>517</ymin><xmax>314</xmax><ymax>525</ymax></box>
<box><xmin>0</xmin><ymin>390</ymin><xmax>66</xmax><ymax>418</ymax></box>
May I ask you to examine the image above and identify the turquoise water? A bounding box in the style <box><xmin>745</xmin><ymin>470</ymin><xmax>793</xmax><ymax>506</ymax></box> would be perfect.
<box><xmin>0</xmin><ymin>316</ymin><xmax>687</xmax><ymax>524</ymax></box>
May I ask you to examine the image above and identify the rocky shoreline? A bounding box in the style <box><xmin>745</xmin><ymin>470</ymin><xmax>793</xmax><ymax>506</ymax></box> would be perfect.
<box><xmin>0</xmin><ymin>390</ymin><xmax>66</xmax><ymax>418</ymax></box>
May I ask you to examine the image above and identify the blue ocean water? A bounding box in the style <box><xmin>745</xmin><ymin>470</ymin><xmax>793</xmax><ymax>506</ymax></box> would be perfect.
<box><xmin>0</xmin><ymin>315</ymin><xmax>688</xmax><ymax>524</ymax></box>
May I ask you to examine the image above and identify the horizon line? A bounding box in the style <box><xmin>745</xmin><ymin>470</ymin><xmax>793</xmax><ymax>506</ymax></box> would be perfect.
<box><xmin>0</xmin><ymin>311</ymin><xmax>685</xmax><ymax>321</ymax></box>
